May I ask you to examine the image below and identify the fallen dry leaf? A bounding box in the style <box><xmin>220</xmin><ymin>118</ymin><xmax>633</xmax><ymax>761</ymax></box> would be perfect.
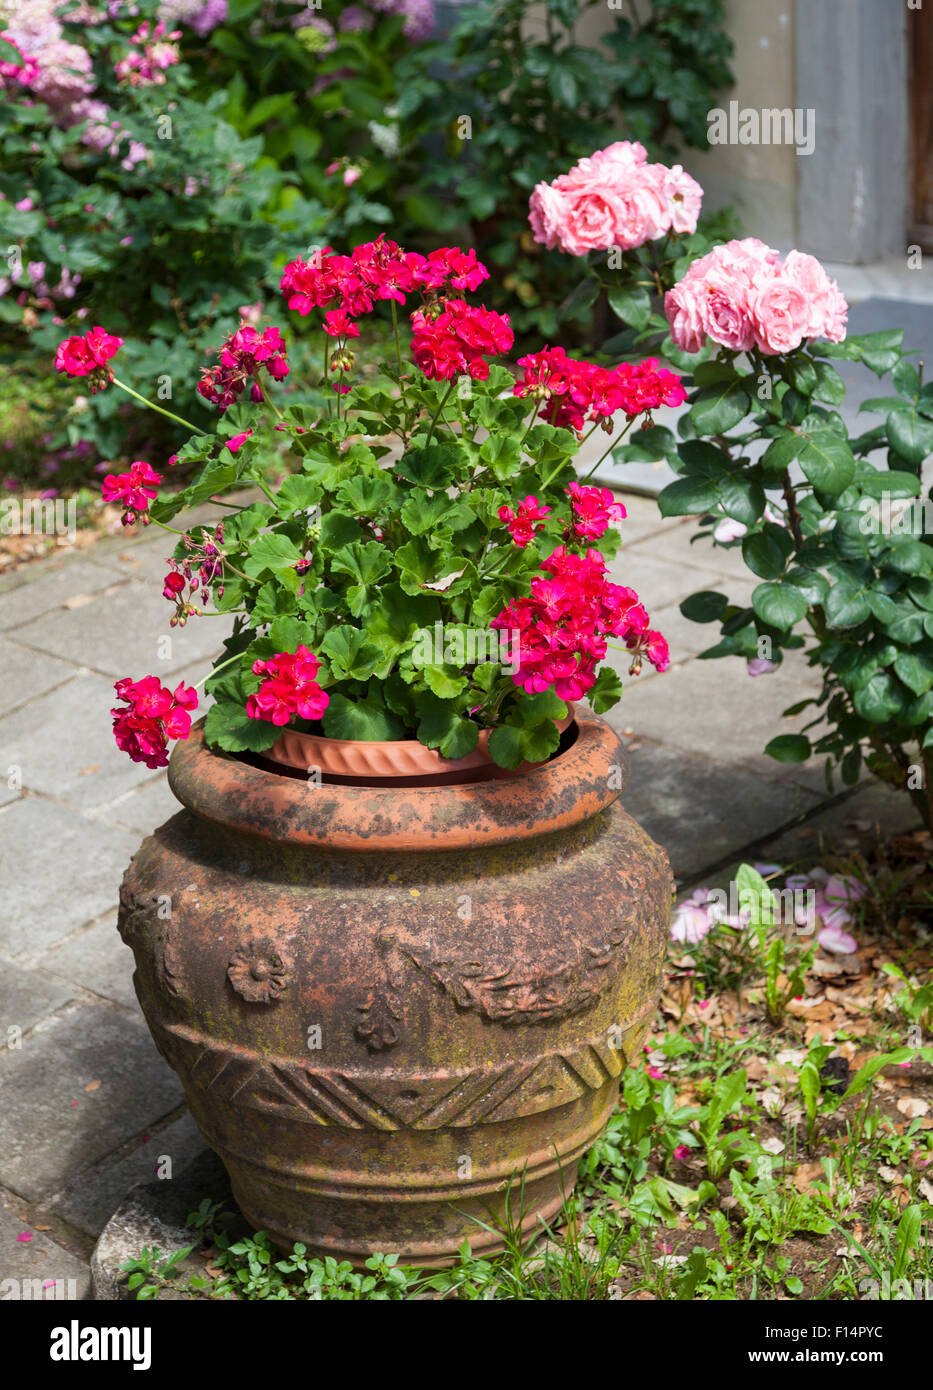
<box><xmin>896</xmin><ymin>1096</ymin><xmax>930</xmax><ymax>1119</ymax></box>
<box><xmin>794</xmin><ymin>1161</ymin><xmax>826</xmax><ymax>1193</ymax></box>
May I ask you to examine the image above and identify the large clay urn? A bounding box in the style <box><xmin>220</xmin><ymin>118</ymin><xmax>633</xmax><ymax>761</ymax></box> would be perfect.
<box><xmin>117</xmin><ymin>709</ymin><xmax>672</xmax><ymax>1265</ymax></box>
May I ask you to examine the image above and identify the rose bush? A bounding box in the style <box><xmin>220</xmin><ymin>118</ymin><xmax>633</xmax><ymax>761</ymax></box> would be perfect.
<box><xmin>540</xmin><ymin>145</ymin><xmax>933</xmax><ymax>830</ymax></box>
<box><xmin>397</xmin><ymin>0</ymin><xmax>735</xmax><ymax>346</ymax></box>
<box><xmin>52</xmin><ymin>241</ymin><xmax>681</xmax><ymax>770</ymax></box>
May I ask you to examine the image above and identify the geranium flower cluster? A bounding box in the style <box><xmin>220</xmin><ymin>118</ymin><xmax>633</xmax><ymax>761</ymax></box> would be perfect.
<box><xmin>529</xmin><ymin>141</ymin><xmax>703</xmax><ymax>256</ymax></box>
<box><xmin>54</xmin><ymin>325</ymin><xmax>123</xmax><ymax>390</ymax></box>
<box><xmin>281</xmin><ymin>238</ymin><xmax>489</xmax><ymax>323</ymax></box>
<box><xmin>410</xmin><ymin>298</ymin><xmax>513</xmax><ymax>382</ymax></box>
<box><xmin>198</xmin><ymin>325</ymin><xmax>289</xmax><ymax>410</ymax></box>
<box><xmin>163</xmin><ymin>522</ymin><xmax>227</xmax><ymax>625</ymax></box>
<box><xmin>101</xmin><ymin>460</ymin><xmax>162</xmax><ymax>526</ymax></box>
<box><xmin>565</xmin><ymin>481</ymin><xmax>626</xmax><ymax>541</ymax></box>
<box><xmin>114</xmin><ymin>19</ymin><xmax>182</xmax><ymax>85</ymax></box>
<box><xmin>498</xmin><ymin>496</ymin><xmax>551</xmax><ymax>548</ymax></box>
<box><xmin>664</xmin><ymin>238</ymin><xmax>848</xmax><ymax>355</ymax></box>
<box><xmin>246</xmin><ymin>646</ymin><xmax>330</xmax><ymax>726</ymax></box>
<box><xmin>111</xmin><ymin>676</ymin><xmax>198</xmax><ymax>769</ymax></box>
<box><xmin>492</xmin><ymin>543</ymin><xmax>669</xmax><ymax>702</ymax></box>
<box><xmin>281</xmin><ymin>238</ymin><xmax>502</xmax><ymax>381</ymax></box>
<box><xmin>513</xmin><ymin>346</ymin><xmax>685</xmax><ymax>435</ymax></box>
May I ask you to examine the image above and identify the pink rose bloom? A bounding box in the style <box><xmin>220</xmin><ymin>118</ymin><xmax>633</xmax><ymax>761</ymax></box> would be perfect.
<box><xmin>749</xmin><ymin>276</ymin><xmax>811</xmax><ymax>354</ymax></box>
<box><xmin>664</xmin><ymin>279</ymin><xmax>706</xmax><ymax>353</ymax></box>
<box><xmin>747</xmin><ymin>657</ymin><xmax>776</xmax><ymax>677</ymax></box>
<box><xmin>664</xmin><ymin>164</ymin><xmax>703</xmax><ymax>235</ymax></box>
<box><xmin>700</xmin><ymin>270</ymin><xmax>756</xmax><ymax>352</ymax></box>
<box><xmin>781</xmin><ymin>250</ymin><xmax>848</xmax><ymax>342</ymax></box>
<box><xmin>560</xmin><ymin>140</ymin><xmax>647</xmax><ymax>187</ymax></box>
<box><xmin>612</xmin><ymin>171</ymin><xmax>670</xmax><ymax>249</ymax></box>
<box><xmin>528</xmin><ymin>180</ymin><xmax>570</xmax><ymax>251</ymax></box>
<box><xmin>556</xmin><ymin>185</ymin><xmax>631</xmax><ymax>255</ymax></box>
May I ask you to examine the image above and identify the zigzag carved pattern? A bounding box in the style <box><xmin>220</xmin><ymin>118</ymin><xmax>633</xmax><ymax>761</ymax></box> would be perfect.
<box><xmin>151</xmin><ymin>1011</ymin><xmax>654</xmax><ymax>1131</ymax></box>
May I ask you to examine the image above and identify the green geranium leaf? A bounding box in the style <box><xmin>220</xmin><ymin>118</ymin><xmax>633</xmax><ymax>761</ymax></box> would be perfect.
<box><xmin>204</xmin><ymin>701</ymin><xmax>282</xmax><ymax>754</ymax></box>
<box><xmin>588</xmin><ymin>666</ymin><xmax>622</xmax><ymax>714</ymax></box>
<box><xmin>322</xmin><ymin>693</ymin><xmax>406</xmax><ymax>741</ymax></box>
<box><xmin>396</xmin><ymin>444</ymin><xmax>462</xmax><ymax>489</ymax></box>
<box><xmin>320</xmin><ymin>628</ymin><xmax>383</xmax><ymax>681</ymax></box>
<box><xmin>319</xmin><ymin>510</ymin><xmax>365</xmax><ymax>552</ymax></box>
<box><xmin>241</xmin><ymin>534</ymin><xmax>303</xmax><ymax>593</ymax></box>
<box><xmin>419</xmin><ymin>663</ymin><xmax>468</xmax><ymax>699</ymax></box>
<box><xmin>414</xmin><ymin>693</ymin><xmax>480</xmax><ymax>759</ymax></box>
<box><xmin>486</xmin><ymin>723</ymin><xmax>525</xmax><ymax>770</ymax></box>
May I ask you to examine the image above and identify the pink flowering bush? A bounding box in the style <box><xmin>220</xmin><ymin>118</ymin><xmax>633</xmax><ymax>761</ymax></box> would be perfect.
<box><xmin>0</xmin><ymin>0</ymin><xmax>309</xmax><ymax>480</ymax></box>
<box><xmin>60</xmin><ymin>240</ymin><xmax>676</xmax><ymax>769</ymax></box>
<box><xmin>546</xmin><ymin>138</ymin><xmax>933</xmax><ymax>829</ymax></box>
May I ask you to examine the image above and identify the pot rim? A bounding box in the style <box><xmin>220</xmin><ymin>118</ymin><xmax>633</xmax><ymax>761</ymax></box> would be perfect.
<box><xmin>262</xmin><ymin>704</ymin><xmax>576</xmax><ymax>785</ymax></box>
<box><xmin>168</xmin><ymin>709</ymin><xmax>628</xmax><ymax>853</ymax></box>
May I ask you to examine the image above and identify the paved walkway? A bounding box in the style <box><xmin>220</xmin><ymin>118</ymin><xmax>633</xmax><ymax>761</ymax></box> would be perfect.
<box><xmin>0</xmin><ymin>487</ymin><xmax>918</xmax><ymax>1297</ymax></box>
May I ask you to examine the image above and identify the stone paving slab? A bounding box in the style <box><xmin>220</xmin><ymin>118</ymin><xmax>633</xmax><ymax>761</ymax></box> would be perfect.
<box><xmin>717</xmin><ymin>777</ymin><xmax>925</xmax><ymax>886</ymax></box>
<box><xmin>14</xmin><ymin>576</ymin><xmax>230</xmax><ymax>680</ymax></box>
<box><xmin>54</xmin><ymin>1111</ymin><xmax>206</xmax><ymax>1240</ymax></box>
<box><xmin>0</xmin><ymin>799</ymin><xmax>139</xmax><ymax>958</ymax></box>
<box><xmin>95</xmin><ymin>774</ymin><xmax>182</xmax><ymax>840</ymax></box>
<box><xmin>35</xmin><ymin>912</ymin><xmax>137</xmax><ymax>1012</ymax></box>
<box><xmin>0</xmin><ymin>672</ymin><xmax>154</xmax><ymax>810</ymax></box>
<box><xmin>0</xmin><ymin>956</ymin><xmax>75</xmax><ymax>1036</ymax></box>
<box><xmin>611</xmin><ymin>545</ymin><xmax>730</xmax><ymax>614</ymax></box>
<box><xmin>91</xmin><ymin>1148</ymin><xmax>231</xmax><ymax>1300</ymax></box>
<box><xmin>619</xmin><ymin>739</ymin><xmax>824</xmax><ymax>884</ymax></box>
<box><xmin>0</xmin><ymin>557</ymin><xmax>122</xmax><ymax>633</ymax></box>
<box><xmin>0</xmin><ymin>1005</ymin><xmax>183</xmax><ymax>1202</ymax></box>
<box><xmin>0</xmin><ymin>1198</ymin><xmax>91</xmax><ymax>1299</ymax></box>
<box><xmin>607</xmin><ymin>655</ymin><xmax>827</xmax><ymax>795</ymax></box>
<box><xmin>0</xmin><ymin>640</ymin><xmax>76</xmax><ymax>719</ymax></box>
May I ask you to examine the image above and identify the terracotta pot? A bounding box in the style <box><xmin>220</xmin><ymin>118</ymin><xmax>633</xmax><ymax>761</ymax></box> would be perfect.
<box><xmin>262</xmin><ymin>705</ymin><xmax>576</xmax><ymax>786</ymax></box>
<box><xmin>117</xmin><ymin>710</ymin><xmax>672</xmax><ymax>1266</ymax></box>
